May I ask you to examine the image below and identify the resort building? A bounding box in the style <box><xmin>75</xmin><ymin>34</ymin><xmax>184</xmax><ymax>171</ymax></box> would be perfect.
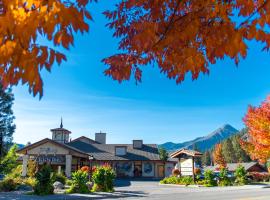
<box><xmin>17</xmin><ymin>121</ymin><xmax>176</xmax><ymax>178</ymax></box>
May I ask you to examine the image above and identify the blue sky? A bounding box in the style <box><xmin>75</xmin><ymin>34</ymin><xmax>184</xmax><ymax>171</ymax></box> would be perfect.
<box><xmin>13</xmin><ymin>1</ymin><xmax>270</xmax><ymax>145</ymax></box>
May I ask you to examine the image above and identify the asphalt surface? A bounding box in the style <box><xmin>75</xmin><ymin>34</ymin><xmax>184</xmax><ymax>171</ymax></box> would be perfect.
<box><xmin>1</xmin><ymin>180</ymin><xmax>270</xmax><ymax>199</ymax></box>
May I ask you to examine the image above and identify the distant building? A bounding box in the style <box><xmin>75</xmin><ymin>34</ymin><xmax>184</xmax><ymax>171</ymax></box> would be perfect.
<box><xmin>204</xmin><ymin>162</ymin><xmax>267</xmax><ymax>173</ymax></box>
<box><xmin>17</xmin><ymin>120</ymin><xmax>176</xmax><ymax>178</ymax></box>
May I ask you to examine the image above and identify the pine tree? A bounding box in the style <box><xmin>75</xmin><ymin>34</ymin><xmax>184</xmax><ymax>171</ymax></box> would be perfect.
<box><xmin>222</xmin><ymin>138</ymin><xmax>236</xmax><ymax>163</ymax></box>
<box><xmin>232</xmin><ymin>134</ymin><xmax>250</xmax><ymax>162</ymax></box>
<box><xmin>0</xmin><ymin>84</ymin><xmax>16</xmax><ymax>159</ymax></box>
<box><xmin>158</xmin><ymin>147</ymin><xmax>169</xmax><ymax>161</ymax></box>
<box><xmin>192</xmin><ymin>143</ymin><xmax>202</xmax><ymax>167</ymax></box>
<box><xmin>202</xmin><ymin>151</ymin><xmax>212</xmax><ymax>166</ymax></box>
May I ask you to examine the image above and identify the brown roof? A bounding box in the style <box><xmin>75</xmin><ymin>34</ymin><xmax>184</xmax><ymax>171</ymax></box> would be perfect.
<box><xmin>170</xmin><ymin>149</ymin><xmax>203</xmax><ymax>158</ymax></box>
<box><xmin>204</xmin><ymin>162</ymin><xmax>266</xmax><ymax>172</ymax></box>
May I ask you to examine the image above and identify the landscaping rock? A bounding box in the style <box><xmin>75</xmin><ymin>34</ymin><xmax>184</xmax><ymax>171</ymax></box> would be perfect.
<box><xmin>53</xmin><ymin>181</ymin><xmax>64</xmax><ymax>189</ymax></box>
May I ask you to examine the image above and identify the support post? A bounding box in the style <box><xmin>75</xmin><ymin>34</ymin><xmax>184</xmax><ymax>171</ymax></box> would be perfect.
<box><xmin>65</xmin><ymin>155</ymin><xmax>72</xmax><ymax>178</ymax></box>
<box><xmin>22</xmin><ymin>155</ymin><xmax>29</xmax><ymax>177</ymax></box>
<box><xmin>192</xmin><ymin>156</ymin><xmax>195</xmax><ymax>182</ymax></box>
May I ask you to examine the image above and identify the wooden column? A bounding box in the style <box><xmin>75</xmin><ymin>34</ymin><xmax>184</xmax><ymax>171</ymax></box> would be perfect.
<box><xmin>192</xmin><ymin>156</ymin><xmax>195</xmax><ymax>182</ymax></box>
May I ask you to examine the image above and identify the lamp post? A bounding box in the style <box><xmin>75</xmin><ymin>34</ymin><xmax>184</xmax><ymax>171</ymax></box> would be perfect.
<box><xmin>88</xmin><ymin>155</ymin><xmax>94</xmax><ymax>182</ymax></box>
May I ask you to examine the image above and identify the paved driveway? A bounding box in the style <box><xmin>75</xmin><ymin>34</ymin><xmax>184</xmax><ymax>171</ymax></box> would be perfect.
<box><xmin>1</xmin><ymin>180</ymin><xmax>270</xmax><ymax>199</ymax></box>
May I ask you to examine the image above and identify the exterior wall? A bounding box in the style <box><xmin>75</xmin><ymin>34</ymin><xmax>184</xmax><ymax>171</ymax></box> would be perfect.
<box><xmin>114</xmin><ymin>161</ymin><xmax>134</xmax><ymax>177</ymax></box>
<box><xmin>27</xmin><ymin>142</ymin><xmax>69</xmax><ymax>155</ymax></box>
<box><xmin>165</xmin><ymin>162</ymin><xmax>175</xmax><ymax>177</ymax></box>
<box><xmin>142</xmin><ymin>162</ymin><xmax>154</xmax><ymax>177</ymax></box>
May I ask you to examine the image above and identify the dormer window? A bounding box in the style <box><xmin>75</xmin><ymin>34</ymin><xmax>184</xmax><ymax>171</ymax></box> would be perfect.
<box><xmin>115</xmin><ymin>146</ymin><xmax>127</xmax><ymax>156</ymax></box>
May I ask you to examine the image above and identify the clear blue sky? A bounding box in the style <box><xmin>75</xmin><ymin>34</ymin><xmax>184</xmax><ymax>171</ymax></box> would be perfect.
<box><xmin>13</xmin><ymin>1</ymin><xmax>270</xmax><ymax>145</ymax></box>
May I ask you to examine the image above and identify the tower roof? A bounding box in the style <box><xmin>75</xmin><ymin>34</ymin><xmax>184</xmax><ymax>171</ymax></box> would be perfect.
<box><xmin>50</xmin><ymin>118</ymin><xmax>71</xmax><ymax>134</ymax></box>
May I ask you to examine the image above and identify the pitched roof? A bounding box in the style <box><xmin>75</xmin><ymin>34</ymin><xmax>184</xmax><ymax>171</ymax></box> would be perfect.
<box><xmin>170</xmin><ymin>149</ymin><xmax>203</xmax><ymax>158</ymax></box>
<box><xmin>17</xmin><ymin>138</ymin><xmax>90</xmax><ymax>157</ymax></box>
<box><xmin>204</xmin><ymin>162</ymin><xmax>265</xmax><ymax>172</ymax></box>
<box><xmin>67</xmin><ymin>140</ymin><xmax>161</xmax><ymax>161</ymax></box>
<box><xmin>50</xmin><ymin>128</ymin><xmax>71</xmax><ymax>133</ymax></box>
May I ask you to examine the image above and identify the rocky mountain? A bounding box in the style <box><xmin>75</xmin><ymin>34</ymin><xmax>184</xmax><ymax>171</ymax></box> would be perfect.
<box><xmin>160</xmin><ymin>124</ymin><xmax>239</xmax><ymax>152</ymax></box>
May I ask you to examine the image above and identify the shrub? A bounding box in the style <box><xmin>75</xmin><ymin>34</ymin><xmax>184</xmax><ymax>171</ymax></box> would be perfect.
<box><xmin>181</xmin><ymin>176</ymin><xmax>194</xmax><ymax>186</ymax></box>
<box><xmin>66</xmin><ymin>179</ymin><xmax>73</xmax><ymax>186</ymax></box>
<box><xmin>0</xmin><ymin>178</ymin><xmax>17</xmax><ymax>192</ymax></box>
<box><xmin>172</xmin><ymin>168</ymin><xmax>180</xmax><ymax>177</ymax></box>
<box><xmin>0</xmin><ymin>144</ymin><xmax>19</xmax><ymax>174</ymax></box>
<box><xmin>81</xmin><ymin>166</ymin><xmax>90</xmax><ymax>173</ymax></box>
<box><xmin>66</xmin><ymin>170</ymin><xmax>89</xmax><ymax>194</ymax></box>
<box><xmin>92</xmin><ymin>165</ymin><xmax>116</xmax><ymax>192</ymax></box>
<box><xmin>52</xmin><ymin>173</ymin><xmax>67</xmax><ymax>185</ymax></box>
<box><xmin>3</xmin><ymin>165</ymin><xmax>37</xmax><ymax>189</ymax></box>
<box><xmin>27</xmin><ymin>160</ymin><xmax>38</xmax><ymax>178</ymax></box>
<box><xmin>204</xmin><ymin>170</ymin><xmax>217</xmax><ymax>187</ymax></box>
<box><xmin>160</xmin><ymin>176</ymin><xmax>179</xmax><ymax>184</ymax></box>
<box><xmin>218</xmin><ymin>168</ymin><xmax>232</xmax><ymax>186</ymax></box>
<box><xmin>234</xmin><ymin>165</ymin><xmax>248</xmax><ymax>185</ymax></box>
<box><xmin>34</xmin><ymin>165</ymin><xmax>54</xmax><ymax>195</ymax></box>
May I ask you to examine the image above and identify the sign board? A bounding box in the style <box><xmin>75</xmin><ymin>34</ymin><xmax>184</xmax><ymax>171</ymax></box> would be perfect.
<box><xmin>180</xmin><ymin>158</ymin><xmax>193</xmax><ymax>176</ymax></box>
<box><xmin>35</xmin><ymin>155</ymin><xmax>65</xmax><ymax>165</ymax></box>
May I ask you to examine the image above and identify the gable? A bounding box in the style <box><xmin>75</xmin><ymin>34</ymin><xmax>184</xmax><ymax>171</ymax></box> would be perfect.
<box><xmin>27</xmin><ymin>141</ymin><xmax>69</xmax><ymax>155</ymax></box>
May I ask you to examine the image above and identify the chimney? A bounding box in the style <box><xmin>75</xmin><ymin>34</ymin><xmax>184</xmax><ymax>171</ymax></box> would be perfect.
<box><xmin>133</xmin><ymin>140</ymin><xmax>143</xmax><ymax>149</ymax></box>
<box><xmin>95</xmin><ymin>132</ymin><xmax>106</xmax><ymax>144</ymax></box>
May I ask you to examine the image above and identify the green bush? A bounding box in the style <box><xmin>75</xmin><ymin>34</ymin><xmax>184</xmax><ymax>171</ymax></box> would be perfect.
<box><xmin>3</xmin><ymin>165</ymin><xmax>37</xmax><ymax>189</ymax></box>
<box><xmin>181</xmin><ymin>176</ymin><xmax>194</xmax><ymax>186</ymax></box>
<box><xmin>160</xmin><ymin>176</ymin><xmax>180</xmax><ymax>184</ymax></box>
<box><xmin>92</xmin><ymin>164</ymin><xmax>116</xmax><ymax>192</ymax></box>
<box><xmin>66</xmin><ymin>170</ymin><xmax>89</xmax><ymax>194</ymax></box>
<box><xmin>52</xmin><ymin>173</ymin><xmax>67</xmax><ymax>185</ymax></box>
<box><xmin>234</xmin><ymin>165</ymin><xmax>248</xmax><ymax>185</ymax></box>
<box><xmin>27</xmin><ymin>160</ymin><xmax>38</xmax><ymax>178</ymax></box>
<box><xmin>34</xmin><ymin>164</ymin><xmax>54</xmax><ymax>195</ymax></box>
<box><xmin>218</xmin><ymin>168</ymin><xmax>232</xmax><ymax>186</ymax></box>
<box><xmin>204</xmin><ymin>170</ymin><xmax>217</xmax><ymax>187</ymax></box>
<box><xmin>0</xmin><ymin>144</ymin><xmax>19</xmax><ymax>174</ymax></box>
<box><xmin>160</xmin><ymin>176</ymin><xmax>194</xmax><ymax>186</ymax></box>
<box><xmin>0</xmin><ymin>178</ymin><xmax>17</xmax><ymax>192</ymax></box>
<box><xmin>66</xmin><ymin>179</ymin><xmax>73</xmax><ymax>186</ymax></box>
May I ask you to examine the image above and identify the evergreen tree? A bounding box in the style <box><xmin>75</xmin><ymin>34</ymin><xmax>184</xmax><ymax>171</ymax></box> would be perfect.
<box><xmin>232</xmin><ymin>134</ymin><xmax>250</xmax><ymax>162</ymax></box>
<box><xmin>158</xmin><ymin>147</ymin><xmax>169</xmax><ymax>161</ymax></box>
<box><xmin>192</xmin><ymin>143</ymin><xmax>202</xmax><ymax>166</ymax></box>
<box><xmin>0</xmin><ymin>85</ymin><xmax>15</xmax><ymax>159</ymax></box>
<box><xmin>222</xmin><ymin>138</ymin><xmax>236</xmax><ymax>163</ymax></box>
<box><xmin>202</xmin><ymin>151</ymin><xmax>212</xmax><ymax>166</ymax></box>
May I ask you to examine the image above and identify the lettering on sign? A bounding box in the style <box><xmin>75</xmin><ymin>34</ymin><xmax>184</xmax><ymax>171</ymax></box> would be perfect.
<box><xmin>180</xmin><ymin>158</ymin><xmax>193</xmax><ymax>176</ymax></box>
<box><xmin>36</xmin><ymin>155</ymin><xmax>65</xmax><ymax>164</ymax></box>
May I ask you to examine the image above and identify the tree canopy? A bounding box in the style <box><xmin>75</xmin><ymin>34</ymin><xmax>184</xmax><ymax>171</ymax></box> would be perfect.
<box><xmin>1</xmin><ymin>0</ymin><xmax>270</xmax><ymax>97</ymax></box>
<box><xmin>0</xmin><ymin>0</ymin><xmax>93</xmax><ymax>97</ymax></box>
<box><xmin>103</xmin><ymin>0</ymin><xmax>270</xmax><ymax>85</ymax></box>
<box><xmin>241</xmin><ymin>95</ymin><xmax>270</xmax><ymax>163</ymax></box>
<box><xmin>213</xmin><ymin>143</ymin><xmax>226</xmax><ymax>169</ymax></box>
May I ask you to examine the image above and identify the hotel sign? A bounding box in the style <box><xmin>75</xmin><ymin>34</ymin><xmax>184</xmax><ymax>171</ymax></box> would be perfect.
<box><xmin>35</xmin><ymin>155</ymin><xmax>65</xmax><ymax>165</ymax></box>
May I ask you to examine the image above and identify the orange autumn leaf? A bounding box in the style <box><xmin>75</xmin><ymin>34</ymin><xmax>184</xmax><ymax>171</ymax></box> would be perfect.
<box><xmin>241</xmin><ymin>95</ymin><xmax>270</xmax><ymax>164</ymax></box>
<box><xmin>0</xmin><ymin>0</ymin><xmax>94</xmax><ymax>97</ymax></box>
<box><xmin>103</xmin><ymin>0</ymin><xmax>270</xmax><ymax>85</ymax></box>
<box><xmin>213</xmin><ymin>143</ymin><xmax>227</xmax><ymax>169</ymax></box>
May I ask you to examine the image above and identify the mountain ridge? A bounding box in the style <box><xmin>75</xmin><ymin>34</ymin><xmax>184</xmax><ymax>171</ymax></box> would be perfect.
<box><xmin>160</xmin><ymin>124</ymin><xmax>239</xmax><ymax>152</ymax></box>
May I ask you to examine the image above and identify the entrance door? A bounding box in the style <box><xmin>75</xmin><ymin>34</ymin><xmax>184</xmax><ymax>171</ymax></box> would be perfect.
<box><xmin>134</xmin><ymin>164</ymin><xmax>142</xmax><ymax>177</ymax></box>
<box><xmin>157</xmin><ymin>165</ymin><xmax>165</xmax><ymax>178</ymax></box>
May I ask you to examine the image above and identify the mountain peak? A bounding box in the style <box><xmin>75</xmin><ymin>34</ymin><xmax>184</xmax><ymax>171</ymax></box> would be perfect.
<box><xmin>160</xmin><ymin>124</ymin><xmax>239</xmax><ymax>152</ymax></box>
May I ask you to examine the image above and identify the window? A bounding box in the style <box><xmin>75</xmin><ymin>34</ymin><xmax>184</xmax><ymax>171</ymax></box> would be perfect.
<box><xmin>115</xmin><ymin>146</ymin><xmax>127</xmax><ymax>156</ymax></box>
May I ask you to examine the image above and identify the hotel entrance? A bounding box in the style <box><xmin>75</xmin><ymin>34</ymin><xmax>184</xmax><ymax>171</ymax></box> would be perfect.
<box><xmin>134</xmin><ymin>162</ymin><xmax>142</xmax><ymax>177</ymax></box>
